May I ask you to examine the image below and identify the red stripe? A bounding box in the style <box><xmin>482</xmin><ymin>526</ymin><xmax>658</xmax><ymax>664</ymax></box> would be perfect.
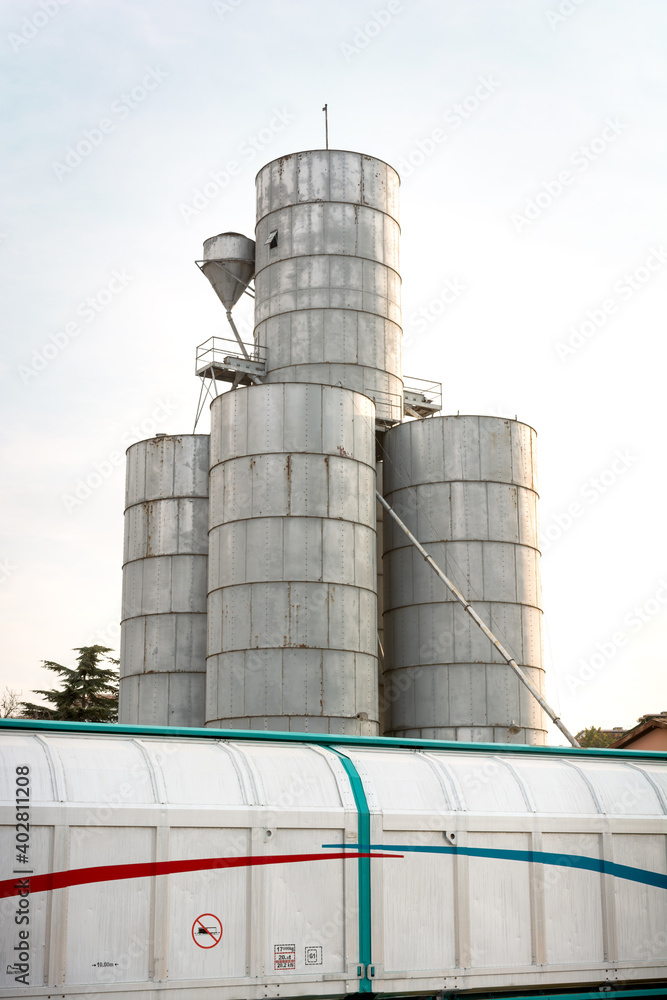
<box><xmin>0</xmin><ymin>851</ymin><xmax>398</xmax><ymax>898</ymax></box>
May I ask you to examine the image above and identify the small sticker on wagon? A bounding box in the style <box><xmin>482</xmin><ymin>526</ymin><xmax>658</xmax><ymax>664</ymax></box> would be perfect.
<box><xmin>274</xmin><ymin>944</ymin><xmax>296</xmax><ymax>970</ymax></box>
<box><xmin>192</xmin><ymin>914</ymin><xmax>223</xmax><ymax>948</ymax></box>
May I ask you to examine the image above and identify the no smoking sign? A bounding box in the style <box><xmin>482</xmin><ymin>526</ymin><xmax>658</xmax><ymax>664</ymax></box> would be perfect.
<box><xmin>192</xmin><ymin>914</ymin><xmax>223</xmax><ymax>948</ymax></box>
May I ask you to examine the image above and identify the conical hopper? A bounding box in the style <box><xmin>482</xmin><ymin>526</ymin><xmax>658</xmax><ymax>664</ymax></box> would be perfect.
<box><xmin>201</xmin><ymin>232</ymin><xmax>255</xmax><ymax>311</ymax></box>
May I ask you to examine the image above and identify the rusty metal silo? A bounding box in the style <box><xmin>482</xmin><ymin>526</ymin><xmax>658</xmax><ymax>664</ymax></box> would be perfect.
<box><xmin>253</xmin><ymin>150</ymin><xmax>403</xmax><ymax>424</ymax></box>
<box><xmin>205</xmin><ymin>382</ymin><xmax>378</xmax><ymax>734</ymax></box>
<box><xmin>119</xmin><ymin>434</ymin><xmax>209</xmax><ymax>726</ymax></box>
<box><xmin>381</xmin><ymin>415</ymin><xmax>547</xmax><ymax>743</ymax></box>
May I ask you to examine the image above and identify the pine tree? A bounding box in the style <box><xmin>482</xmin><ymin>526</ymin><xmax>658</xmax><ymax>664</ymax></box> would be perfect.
<box><xmin>21</xmin><ymin>646</ymin><xmax>119</xmax><ymax>723</ymax></box>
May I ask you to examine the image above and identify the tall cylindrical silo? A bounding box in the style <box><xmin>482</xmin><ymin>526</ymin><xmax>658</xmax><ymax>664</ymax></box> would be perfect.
<box><xmin>120</xmin><ymin>434</ymin><xmax>209</xmax><ymax>726</ymax></box>
<box><xmin>254</xmin><ymin>150</ymin><xmax>403</xmax><ymax>424</ymax></box>
<box><xmin>382</xmin><ymin>415</ymin><xmax>547</xmax><ymax>744</ymax></box>
<box><xmin>206</xmin><ymin>381</ymin><xmax>378</xmax><ymax>734</ymax></box>
<box><xmin>376</xmin><ymin>458</ymin><xmax>387</xmax><ymax>734</ymax></box>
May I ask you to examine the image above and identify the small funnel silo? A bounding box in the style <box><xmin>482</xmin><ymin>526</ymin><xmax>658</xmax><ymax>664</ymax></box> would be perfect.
<box><xmin>199</xmin><ymin>232</ymin><xmax>255</xmax><ymax>312</ymax></box>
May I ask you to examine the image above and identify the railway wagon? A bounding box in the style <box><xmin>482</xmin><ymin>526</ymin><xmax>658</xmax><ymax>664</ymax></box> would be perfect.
<box><xmin>1</xmin><ymin>719</ymin><xmax>666</xmax><ymax>1000</ymax></box>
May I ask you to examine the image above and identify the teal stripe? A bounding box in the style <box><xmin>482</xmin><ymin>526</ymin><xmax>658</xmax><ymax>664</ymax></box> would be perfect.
<box><xmin>2</xmin><ymin>717</ymin><xmax>666</xmax><ymax>762</ymax></box>
<box><xmin>327</xmin><ymin>748</ymin><xmax>372</xmax><ymax>992</ymax></box>
<box><xmin>325</xmin><ymin>843</ymin><xmax>667</xmax><ymax>891</ymax></box>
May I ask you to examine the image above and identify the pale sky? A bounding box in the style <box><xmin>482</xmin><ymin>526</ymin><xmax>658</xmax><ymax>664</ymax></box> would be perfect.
<box><xmin>1</xmin><ymin>0</ymin><xmax>666</xmax><ymax>742</ymax></box>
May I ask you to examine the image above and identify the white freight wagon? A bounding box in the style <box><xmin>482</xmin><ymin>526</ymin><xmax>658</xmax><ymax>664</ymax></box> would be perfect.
<box><xmin>1</xmin><ymin>720</ymin><xmax>666</xmax><ymax>1000</ymax></box>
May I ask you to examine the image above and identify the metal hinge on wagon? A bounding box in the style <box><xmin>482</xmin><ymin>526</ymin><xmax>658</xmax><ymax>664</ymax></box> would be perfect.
<box><xmin>351</xmin><ymin>963</ymin><xmax>378</xmax><ymax>980</ymax></box>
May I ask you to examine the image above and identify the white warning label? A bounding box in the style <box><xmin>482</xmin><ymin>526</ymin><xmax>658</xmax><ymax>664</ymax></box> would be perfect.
<box><xmin>274</xmin><ymin>944</ymin><xmax>296</xmax><ymax>970</ymax></box>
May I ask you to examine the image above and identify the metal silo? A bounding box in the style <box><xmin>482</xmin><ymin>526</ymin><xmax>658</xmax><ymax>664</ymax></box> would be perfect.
<box><xmin>376</xmin><ymin>458</ymin><xmax>387</xmax><ymax>733</ymax></box>
<box><xmin>199</xmin><ymin>232</ymin><xmax>255</xmax><ymax>312</ymax></box>
<box><xmin>254</xmin><ymin>150</ymin><xmax>403</xmax><ymax>424</ymax></box>
<box><xmin>119</xmin><ymin>433</ymin><xmax>210</xmax><ymax>726</ymax></box>
<box><xmin>206</xmin><ymin>381</ymin><xmax>378</xmax><ymax>734</ymax></box>
<box><xmin>382</xmin><ymin>415</ymin><xmax>547</xmax><ymax>744</ymax></box>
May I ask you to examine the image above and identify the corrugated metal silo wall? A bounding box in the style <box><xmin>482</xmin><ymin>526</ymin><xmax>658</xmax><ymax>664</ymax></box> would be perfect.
<box><xmin>376</xmin><ymin>457</ymin><xmax>386</xmax><ymax>734</ymax></box>
<box><xmin>119</xmin><ymin>434</ymin><xmax>210</xmax><ymax>726</ymax></box>
<box><xmin>254</xmin><ymin>150</ymin><xmax>403</xmax><ymax>424</ymax></box>
<box><xmin>206</xmin><ymin>382</ymin><xmax>379</xmax><ymax>734</ymax></box>
<box><xmin>382</xmin><ymin>415</ymin><xmax>547</xmax><ymax>743</ymax></box>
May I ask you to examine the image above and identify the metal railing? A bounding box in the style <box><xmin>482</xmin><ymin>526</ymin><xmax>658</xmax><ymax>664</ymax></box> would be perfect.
<box><xmin>195</xmin><ymin>336</ymin><xmax>266</xmax><ymax>376</ymax></box>
<box><xmin>402</xmin><ymin>376</ymin><xmax>443</xmax><ymax>412</ymax></box>
<box><xmin>365</xmin><ymin>387</ymin><xmax>403</xmax><ymax>425</ymax></box>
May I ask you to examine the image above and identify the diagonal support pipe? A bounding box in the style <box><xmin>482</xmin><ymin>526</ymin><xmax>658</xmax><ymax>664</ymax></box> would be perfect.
<box><xmin>225</xmin><ymin>310</ymin><xmax>263</xmax><ymax>385</ymax></box>
<box><xmin>376</xmin><ymin>491</ymin><xmax>580</xmax><ymax>748</ymax></box>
